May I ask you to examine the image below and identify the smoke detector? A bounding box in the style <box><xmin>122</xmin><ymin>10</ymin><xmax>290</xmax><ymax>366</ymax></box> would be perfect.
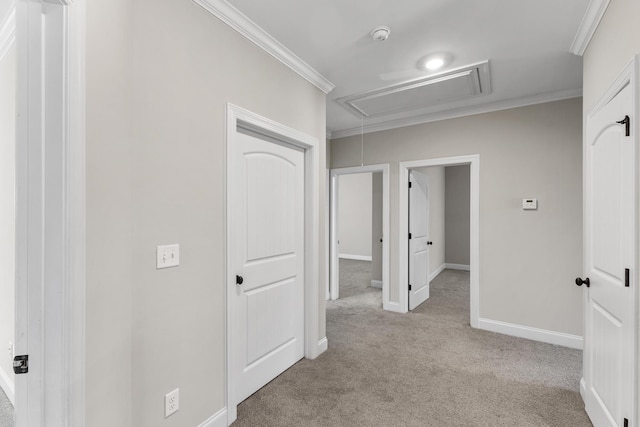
<box><xmin>370</xmin><ymin>26</ymin><xmax>391</xmax><ymax>41</ymax></box>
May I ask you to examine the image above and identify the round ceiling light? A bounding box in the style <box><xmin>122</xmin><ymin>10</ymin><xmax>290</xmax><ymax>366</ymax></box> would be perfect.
<box><xmin>425</xmin><ymin>57</ymin><xmax>445</xmax><ymax>70</ymax></box>
<box><xmin>418</xmin><ymin>53</ymin><xmax>452</xmax><ymax>71</ymax></box>
<box><xmin>370</xmin><ymin>26</ymin><xmax>391</xmax><ymax>42</ymax></box>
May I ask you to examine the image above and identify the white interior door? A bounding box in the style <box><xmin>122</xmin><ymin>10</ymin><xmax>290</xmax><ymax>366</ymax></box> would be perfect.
<box><xmin>583</xmin><ymin>81</ymin><xmax>636</xmax><ymax>427</ymax></box>
<box><xmin>409</xmin><ymin>170</ymin><xmax>430</xmax><ymax>310</ymax></box>
<box><xmin>231</xmin><ymin>128</ymin><xmax>305</xmax><ymax>404</ymax></box>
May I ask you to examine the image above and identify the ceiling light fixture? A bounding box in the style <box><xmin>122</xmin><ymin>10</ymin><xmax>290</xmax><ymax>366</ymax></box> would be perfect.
<box><xmin>418</xmin><ymin>53</ymin><xmax>452</xmax><ymax>71</ymax></box>
<box><xmin>370</xmin><ymin>26</ymin><xmax>391</xmax><ymax>42</ymax></box>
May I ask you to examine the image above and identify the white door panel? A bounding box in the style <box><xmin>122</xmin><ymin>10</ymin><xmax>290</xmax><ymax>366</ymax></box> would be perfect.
<box><xmin>232</xmin><ymin>129</ymin><xmax>305</xmax><ymax>404</ymax></box>
<box><xmin>584</xmin><ymin>81</ymin><xmax>636</xmax><ymax>427</ymax></box>
<box><xmin>409</xmin><ymin>170</ymin><xmax>430</xmax><ymax>310</ymax></box>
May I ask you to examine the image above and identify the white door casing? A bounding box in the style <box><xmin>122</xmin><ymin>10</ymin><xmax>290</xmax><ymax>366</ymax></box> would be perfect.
<box><xmin>225</xmin><ymin>104</ymin><xmax>322</xmax><ymax>425</ymax></box>
<box><xmin>583</xmin><ymin>58</ymin><xmax>638</xmax><ymax>427</ymax></box>
<box><xmin>231</xmin><ymin>128</ymin><xmax>305</xmax><ymax>404</ymax></box>
<box><xmin>408</xmin><ymin>170</ymin><xmax>430</xmax><ymax>310</ymax></box>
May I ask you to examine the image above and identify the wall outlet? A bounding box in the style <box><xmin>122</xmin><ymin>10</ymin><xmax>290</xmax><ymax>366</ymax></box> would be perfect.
<box><xmin>165</xmin><ymin>388</ymin><xmax>179</xmax><ymax>418</ymax></box>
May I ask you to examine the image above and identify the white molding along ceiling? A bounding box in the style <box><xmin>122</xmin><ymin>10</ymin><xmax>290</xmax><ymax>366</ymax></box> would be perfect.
<box><xmin>193</xmin><ymin>0</ymin><xmax>335</xmax><ymax>94</ymax></box>
<box><xmin>331</xmin><ymin>88</ymin><xmax>582</xmax><ymax>140</ymax></box>
<box><xmin>570</xmin><ymin>0</ymin><xmax>611</xmax><ymax>56</ymax></box>
<box><xmin>0</xmin><ymin>3</ymin><xmax>14</xmax><ymax>63</ymax></box>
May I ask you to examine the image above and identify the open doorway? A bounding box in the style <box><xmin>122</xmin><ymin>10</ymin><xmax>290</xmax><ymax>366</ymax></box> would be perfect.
<box><xmin>329</xmin><ymin>164</ymin><xmax>392</xmax><ymax>310</ymax></box>
<box><xmin>399</xmin><ymin>155</ymin><xmax>479</xmax><ymax>325</ymax></box>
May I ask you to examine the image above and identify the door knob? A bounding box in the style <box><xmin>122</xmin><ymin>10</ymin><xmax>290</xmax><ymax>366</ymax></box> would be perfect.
<box><xmin>427</xmin><ymin>241</ymin><xmax>433</xmax><ymax>246</ymax></box>
<box><xmin>236</xmin><ymin>275</ymin><xmax>244</xmax><ymax>285</ymax></box>
<box><xmin>575</xmin><ymin>277</ymin><xmax>590</xmax><ymax>287</ymax></box>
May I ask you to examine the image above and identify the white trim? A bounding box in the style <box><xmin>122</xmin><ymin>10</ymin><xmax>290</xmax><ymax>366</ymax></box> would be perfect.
<box><xmin>385</xmin><ymin>301</ymin><xmax>405</xmax><ymax>314</ymax></box>
<box><xmin>370</xmin><ymin>280</ymin><xmax>382</xmax><ymax>289</ymax></box>
<box><xmin>15</xmin><ymin>1</ymin><xmax>86</xmax><ymax>425</ymax></box>
<box><xmin>316</xmin><ymin>337</ymin><xmax>328</xmax><ymax>355</ymax></box>
<box><xmin>330</xmin><ymin>90</ymin><xmax>582</xmax><ymax>140</ymax></box>
<box><xmin>0</xmin><ymin>4</ymin><xmax>15</xmax><ymax>63</ymax></box>
<box><xmin>338</xmin><ymin>253</ymin><xmax>372</xmax><ymax>261</ymax></box>
<box><xmin>580</xmin><ymin>378</ymin><xmax>586</xmax><ymax>401</ymax></box>
<box><xmin>429</xmin><ymin>264</ymin><xmax>446</xmax><ymax>282</ymax></box>
<box><xmin>444</xmin><ymin>263</ymin><xmax>470</xmax><ymax>271</ymax></box>
<box><xmin>477</xmin><ymin>318</ymin><xmax>584</xmax><ymax>350</ymax></box>
<box><xmin>192</xmin><ymin>0</ymin><xmax>334</xmax><ymax>94</ymax></box>
<box><xmin>198</xmin><ymin>407</ymin><xmax>228</xmax><ymax>427</ymax></box>
<box><xmin>0</xmin><ymin>365</ymin><xmax>14</xmax><ymax>406</ymax></box>
<box><xmin>399</xmin><ymin>155</ymin><xmax>480</xmax><ymax>328</ymax></box>
<box><xmin>226</xmin><ymin>104</ymin><xmax>321</xmax><ymax>425</ymax></box>
<box><xmin>330</xmin><ymin>164</ymin><xmax>391</xmax><ymax>310</ymax></box>
<box><xmin>569</xmin><ymin>0</ymin><xmax>611</xmax><ymax>56</ymax></box>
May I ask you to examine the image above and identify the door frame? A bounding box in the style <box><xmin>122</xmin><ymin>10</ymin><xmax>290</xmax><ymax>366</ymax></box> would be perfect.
<box><xmin>329</xmin><ymin>164</ymin><xmax>391</xmax><ymax>310</ymax></box>
<box><xmin>580</xmin><ymin>55</ymin><xmax>639</xmax><ymax>423</ymax></box>
<box><xmin>398</xmin><ymin>155</ymin><xmax>479</xmax><ymax>325</ymax></box>
<box><xmin>225</xmin><ymin>104</ymin><xmax>321</xmax><ymax>424</ymax></box>
<box><xmin>15</xmin><ymin>1</ymin><xmax>86</xmax><ymax>426</ymax></box>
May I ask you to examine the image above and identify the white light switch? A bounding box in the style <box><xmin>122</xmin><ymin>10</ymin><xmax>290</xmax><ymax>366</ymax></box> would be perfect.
<box><xmin>157</xmin><ymin>244</ymin><xmax>180</xmax><ymax>269</ymax></box>
<box><xmin>522</xmin><ymin>199</ymin><xmax>538</xmax><ymax>210</ymax></box>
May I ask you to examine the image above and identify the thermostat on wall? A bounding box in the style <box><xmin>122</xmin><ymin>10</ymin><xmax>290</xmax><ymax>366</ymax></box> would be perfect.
<box><xmin>522</xmin><ymin>199</ymin><xmax>537</xmax><ymax>210</ymax></box>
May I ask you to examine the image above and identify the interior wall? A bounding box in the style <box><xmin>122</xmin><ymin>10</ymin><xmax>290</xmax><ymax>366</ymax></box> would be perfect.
<box><xmin>86</xmin><ymin>0</ymin><xmax>327</xmax><ymax>426</ymax></box>
<box><xmin>414</xmin><ymin>166</ymin><xmax>445</xmax><ymax>278</ymax></box>
<box><xmin>445</xmin><ymin>165</ymin><xmax>470</xmax><ymax>266</ymax></box>
<box><xmin>331</xmin><ymin>98</ymin><xmax>583</xmax><ymax>336</ymax></box>
<box><xmin>338</xmin><ymin>173</ymin><xmax>372</xmax><ymax>259</ymax></box>
<box><xmin>0</xmin><ymin>44</ymin><xmax>15</xmax><ymax>400</ymax></box>
<box><xmin>371</xmin><ymin>172</ymin><xmax>383</xmax><ymax>282</ymax></box>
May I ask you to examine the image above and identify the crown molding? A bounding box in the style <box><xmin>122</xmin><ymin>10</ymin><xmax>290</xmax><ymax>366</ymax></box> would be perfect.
<box><xmin>193</xmin><ymin>0</ymin><xmax>334</xmax><ymax>94</ymax></box>
<box><xmin>570</xmin><ymin>0</ymin><xmax>610</xmax><ymax>56</ymax></box>
<box><xmin>0</xmin><ymin>4</ymin><xmax>15</xmax><ymax>63</ymax></box>
<box><xmin>329</xmin><ymin>89</ymin><xmax>583</xmax><ymax>140</ymax></box>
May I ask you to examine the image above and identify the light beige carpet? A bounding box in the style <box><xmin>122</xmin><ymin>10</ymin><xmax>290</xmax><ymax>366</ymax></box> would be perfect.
<box><xmin>233</xmin><ymin>260</ymin><xmax>591</xmax><ymax>426</ymax></box>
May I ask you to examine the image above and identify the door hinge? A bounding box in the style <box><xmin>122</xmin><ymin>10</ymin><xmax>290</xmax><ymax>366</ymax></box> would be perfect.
<box><xmin>409</xmin><ymin>233</ymin><xmax>412</xmax><ymax>239</ymax></box>
<box><xmin>625</xmin><ymin>268</ymin><xmax>630</xmax><ymax>287</ymax></box>
<box><xmin>624</xmin><ymin>418</ymin><xmax>628</xmax><ymax>427</ymax></box>
<box><xmin>408</xmin><ymin>284</ymin><xmax>412</xmax><ymax>291</ymax></box>
<box><xmin>13</xmin><ymin>355</ymin><xmax>28</xmax><ymax>374</ymax></box>
<box><xmin>617</xmin><ymin>115</ymin><xmax>630</xmax><ymax>137</ymax></box>
<box><xmin>409</xmin><ymin>181</ymin><xmax>412</xmax><ymax>188</ymax></box>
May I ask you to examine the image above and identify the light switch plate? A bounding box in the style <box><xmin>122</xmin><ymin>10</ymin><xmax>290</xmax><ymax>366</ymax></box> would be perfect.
<box><xmin>157</xmin><ymin>244</ymin><xmax>180</xmax><ymax>269</ymax></box>
<box><xmin>522</xmin><ymin>199</ymin><xmax>538</xmax><ymax>210</ymax></box>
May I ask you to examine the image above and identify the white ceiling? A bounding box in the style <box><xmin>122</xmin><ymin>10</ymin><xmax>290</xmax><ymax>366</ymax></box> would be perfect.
<box><xmin>228</xmin><ymin>0</ymin><xmax>589</xmax><ymax>137</ymax></box>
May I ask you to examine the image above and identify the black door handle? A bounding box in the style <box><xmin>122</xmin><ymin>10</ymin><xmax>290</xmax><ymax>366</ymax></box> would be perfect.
<box><xmin>575</xmin><ymin>277</ymin><xmax>590</xmax><ymax>287</ymax></box>
<box><xmin>236</xmin><ymin>275</ymin><xmax>244</xmax><ymax>285</ymax></box>
<box><xmin>427</xmin><ymin>241</ymin><xmax>433</xmax><ymax>246</ymax></box>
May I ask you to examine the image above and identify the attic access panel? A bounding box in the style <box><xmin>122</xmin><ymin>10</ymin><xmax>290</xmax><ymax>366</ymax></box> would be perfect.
<box><xmin>338</xmin><ymin>61</ymin><xmax>491</xmax><ymax>118</ymax></box>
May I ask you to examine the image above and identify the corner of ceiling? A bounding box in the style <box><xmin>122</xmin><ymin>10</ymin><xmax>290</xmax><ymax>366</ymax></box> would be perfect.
<box><xmin>569</xmin><ymin>0</ymin><xmax>611</xmax><ymax>56</ymax></box>
<box><xmin>192</xmin><ymin>0</ymin><xmax>335</xmax><ymax>94</ymax></box>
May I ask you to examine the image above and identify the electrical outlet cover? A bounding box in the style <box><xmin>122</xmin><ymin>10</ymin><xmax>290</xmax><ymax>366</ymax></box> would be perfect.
<box><xmin>165</xmin><ymin>388</ymin><xmax>179</xmax><ymax>418</ymax></box>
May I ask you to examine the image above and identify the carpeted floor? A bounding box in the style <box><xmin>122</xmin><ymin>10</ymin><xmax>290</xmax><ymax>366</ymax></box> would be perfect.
<box><xmin>234</xmin><ymin>261</ymin><xmax>591</xmax><ymax>426</ymax></box>
<box><xmin>0</xmin><ymin>386</ymin><xmax>14</xmax><ymax>427</ymax></box>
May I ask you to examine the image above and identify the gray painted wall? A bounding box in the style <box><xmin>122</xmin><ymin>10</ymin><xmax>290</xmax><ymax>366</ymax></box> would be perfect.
<box><xmin>445</xmin><ymin>165</ymin><xmax>470</xmax><ymax>266</ymax></box>
<box><xmin>331</xmin><ymin>98</ymin><xmax>583</xmax><ymax>336</ymax></box>
<box><xmin>0</xmin><ymin>45</ymin><xmax>15</xmax><ymax>399</ymax></box>
<box><xmin>86</xmin><ymin>0</ymin><xmax>327</xmax><ymax>425</ymax></box>
<box><xmin>338</xmin><ymin>173</ymin><xmax>372</xmax><ymax>258</ymax></box>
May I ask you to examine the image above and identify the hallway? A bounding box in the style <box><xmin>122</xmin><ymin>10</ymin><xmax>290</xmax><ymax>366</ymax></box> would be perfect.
<box><xmin>233</xmin><ymin>269</ymin><xmax>590</xmax><ymax>426</ymax></box>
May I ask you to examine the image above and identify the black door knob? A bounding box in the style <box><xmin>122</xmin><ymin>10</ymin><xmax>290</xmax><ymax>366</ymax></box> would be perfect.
<box><xmin>575</xmin><ymin>277</ymin><xmax>590</xmax><ymax>287</ymax></box>
<box><xmin>236</xmin><ymin>275</ymin><xmax>244</xmax><ymax>285</ymax></box>
<box><xmin>427</xmin><ymin>241</ymin><xmax>433</xmax><ymax>246</ymax></box>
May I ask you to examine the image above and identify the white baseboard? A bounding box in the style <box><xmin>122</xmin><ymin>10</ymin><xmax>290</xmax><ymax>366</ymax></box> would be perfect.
<box><xmin>317</xmin><ymin>337</ymin><xmax>328</xmax><ymax>355</ymax></box>
<box><xmin>338</xmin><ymin>253</ymin><xmax>372</xmax><ymax>261</ymax></box>
<box><xmin>0</xmin><ymin>365</ymin><xmax>14</xmax><ymax>406</ymax></box>
<box><xmin>477</xmin><ymin>318</ymin><xmax>583</xmax><ymax>350</ymax></box>
<box><xmin>384</xmin><ymin>300</ymin><xmax>407</xmax><ymax>314</ymax></box>
<box><xmin>198</xmin><ymin>407</ymin><xmax>227</xmax><ymax>427</ymax></box>
<box><xmin>445</xmin><ymin>263</ymin><xmax>470</xmax><ymax>271</ymax></box>
<box><xmin>429</xmin><ymin>264</ymin><xmax>446</xmax><ymax>282</ymax></box>
<box><xmin>370</xmin><ymin>280</ymin><xmax>382</xmax><ymax>289</ymax></box>
<box><xmin>580</xmin><ymin>378</ymin><xmax>586</xmax><ymax>401</ymax></box>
